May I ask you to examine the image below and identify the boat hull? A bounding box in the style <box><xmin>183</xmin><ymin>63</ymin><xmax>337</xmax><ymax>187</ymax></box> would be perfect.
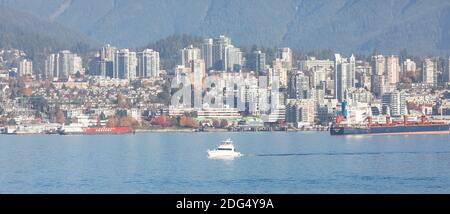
<box><xmin>207</xmin><ymin>150</ymin><xmax>241</xmax><ymax>159</ymax></box>
<box><xmin>330</xmin><ymin>124</ymin><xmax>450</xmax><ymax>136</ymax></box>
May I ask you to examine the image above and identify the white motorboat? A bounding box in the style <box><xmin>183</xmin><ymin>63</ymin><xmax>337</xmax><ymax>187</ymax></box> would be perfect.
<box><xmin>207</xmin><ymin>138</ymin><xmax>241</xmax><ymax>159</ymax></box>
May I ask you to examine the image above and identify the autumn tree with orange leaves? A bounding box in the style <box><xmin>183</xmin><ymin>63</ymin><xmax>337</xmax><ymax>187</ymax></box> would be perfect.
<box><xmin>119</xmin><ymin>116</ymin><xmax>140</xmax><ymax>128</ymax></box>
<box><xmin>179</xmin><ymin>116</ymin><xmax>199</xmax><ymax>128</ymax></box>
<box><xmin>106</xmin><ymin>116</ymin><xmax>116</xmax><ymax>127</ymax></box>
<box><xmin>56</xmin><ymin>110</ymin><xmax>65</xmax><ymax>124</ymax></box>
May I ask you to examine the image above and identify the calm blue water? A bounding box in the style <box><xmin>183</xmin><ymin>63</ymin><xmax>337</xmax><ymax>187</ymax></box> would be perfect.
<box><xmin>0</xmin><ymin>132</ymin><xmax>450</xmax><ymax>193</ymax></box>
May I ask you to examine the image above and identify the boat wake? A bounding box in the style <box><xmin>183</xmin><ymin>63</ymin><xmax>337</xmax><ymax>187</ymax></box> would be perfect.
<box><xmin>253</xmin><ymin>151</ymin><xmax>450</xmax><ymax>157</ymax></box>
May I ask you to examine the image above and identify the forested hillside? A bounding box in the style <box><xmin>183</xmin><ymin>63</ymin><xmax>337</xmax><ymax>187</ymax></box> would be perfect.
<box><xmin>0</xmin><ymin>6</ymin><xmax>96</xmax><ymax>71</ymax></box>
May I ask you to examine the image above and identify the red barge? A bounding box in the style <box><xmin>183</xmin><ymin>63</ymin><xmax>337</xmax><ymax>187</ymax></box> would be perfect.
<box><xmin>57</xmin><ymin>125</ymin><xmax>133</xmax><ymax>135</ymax></box>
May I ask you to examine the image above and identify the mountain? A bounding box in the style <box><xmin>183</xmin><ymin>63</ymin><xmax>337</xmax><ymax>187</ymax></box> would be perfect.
<box><xmin>0</xmin><ymin>5</ymin><xmax>96</xmax><ymax>70</ymax></box>
<box><xmin>1</xmin><ymin>0</ymin><xmax>450</xmax><ymax>55</ymax></box>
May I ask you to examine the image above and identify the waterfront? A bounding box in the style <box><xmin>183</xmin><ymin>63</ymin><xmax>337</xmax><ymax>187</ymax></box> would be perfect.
<box><xmin>0</xmin><ymin>132</ymin><xmax>450</xmax><ymax>193</ymax></box>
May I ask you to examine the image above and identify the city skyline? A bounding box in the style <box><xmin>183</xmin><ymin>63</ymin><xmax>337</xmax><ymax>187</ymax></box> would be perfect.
<box><xmin>7</xmin><ymin>37</ymin><xmax>450</xmax><ymax>82</ymax></box>
<box><xmin>1</xmin><ymin>32</ymin><xmax>450</xmax><ymax>130</ymax></box>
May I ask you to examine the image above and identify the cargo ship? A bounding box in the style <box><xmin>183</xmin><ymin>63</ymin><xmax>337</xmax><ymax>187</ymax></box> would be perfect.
<box><xmin>330</xmin><ymin>115</ymin><xmax>450</xmax><ymax>136</ymax></box>
<box><xmin>57</xmin><ymin>124</ymin><xmax>133</xmax><ymax>135</ymax></box>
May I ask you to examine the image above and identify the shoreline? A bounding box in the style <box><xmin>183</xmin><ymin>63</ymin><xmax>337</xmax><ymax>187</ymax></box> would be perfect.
<box><xmin>135</xmin><ymin>127</ymin><xmax>329</xmax><ymax>133</ymax></box>
<box><xmin>0</xmin><ymin>128</ymin><xmax>329</xmax><ymax>135</ymax></box>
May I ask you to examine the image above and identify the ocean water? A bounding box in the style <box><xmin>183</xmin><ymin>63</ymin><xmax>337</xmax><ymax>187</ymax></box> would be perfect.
<box><xmin>0</xmin><ymin>132</ymin><xmax>449</xmax><ymax>193</ymax></box>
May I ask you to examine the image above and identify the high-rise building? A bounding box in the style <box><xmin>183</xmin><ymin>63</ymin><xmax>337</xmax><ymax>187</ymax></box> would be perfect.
<box><xmin>88</xmin><ymin>45</ymin><xmax>115</xmax><ymax>77</ymax></box>
<box><xmin>348</xmin><ymin>88</ymin><xmax>373</xmax><ymax>104</ymax></box>
<box><xmin>288</xmin><ymin>71</ymin><xmax>310</xmax><ymax>99</ymax></box>
<box><xmin>334</xmin><ymin>53</ymin><xmax>343</xmax><ymax>99</ymax></box>
<box><xmin>59</xmin><ymin>50</ymin><xmax>72</xmax><ymax>79</ymax></box>
<box><xmin>212</xmin><ymin>35</ymin><xmax>231</xmax><ymax>70</ymax></box>
<box><xmin>402</xmin><ymin>59</ymin><xmax>416</xmax><ymax>73</ymax></box>
<box><xmin>271</xmin><ymin>59</ymin><xmax>288</xmax><ymax>88</ymax></box>
<box><xmin>114</xmin><ymin>49</ymin><xmax>137</xmax><ymax>80</ymax></box>
<box><xmin>128</xmin><ymin>52</ymin><xmax>137</xmax><ymax>80</ymax></box>
<box><xmin>181</xmin><ymin>45</ymin><xmax>201</xmax><ymax>67</ymax></box>
<box><xmin>206</xmin><ymin>35</ymin><xmax>244</xmax><ymax>71</ymax></box>
<box><xmin>348</xmin><ymin>54</ymin><xmax>356</xmax><ymax>88</ymax></box>
<box><xmin>191</xmin><ymin>59</ymin><xmax>205</xmax><ymax>85</ymax></box>
<box><xmin>102</xmin><ymin>61</ymin><xmax>114</xmax><ymax>77</ymax></box>
<box><xmin>18</xmin><ymin>59</ymin><xmax>33</xmax><ymax>77</ymax></box>
<box><xmin>336</xmin><ymin>61</ymin><xmax>349</xmax><ymax>102</ymax></box>
<box><xmin>248</xmin><ymin>50</ymin><xmax>266</xmax><ymax>74</ymax></box>
<box><xmin>310</xmin><ymin>66</ymin><xmax>327</xmax><ymax>88</ymax></box>
<box><xmin>44</xmin><ymin>54</ymin><xmax>59</xmax><ymax>78</ymax></box>
<box><xmin>100</xmin><ymin>44</ymin><xmax>116</xmax><ymax>61</ymax></box>
<box><xmin>61</xmin><ymin>50</ymin><xmax>82</xmax><ymax>78</ymax></box>
<box><xmin>201</xmin><ymin>38</ymin><xmax>213</xmax><ymax>70</ymax></box>
<box><xmin>371</xmin><ymin>55</ymin><xmax>386</xmax><ymax>97</ymax></box>
<box><xmin>89</xmin><ymin>57</ymin><xmax>113</xmax><ymax>77</ymax></box>
<box><xmin>356</xmin><ymin>63</ymin><xmax>371</xmax><ymax>89</ymax></box>
<box><xmin>299</xmin><ymin>56</ymin><xmax>334</xmax><ymax>71</ymax></box>
<box><xmin>334</xmin><ymin>53</ymin><xmax>355</xmax><ymax>102</ymax></box>
<box><xmin>285</xmin><ymin>99</ymin><xmax>315</xmax><ymax>125</ymax></box>
<box><xmin>174</xmin><ymin>65</ymin><xmax>192</xmax><ymax>85</ymax></box>
<box><xmin>224</xmin><ymin>45</ymin><xmax>243</xmax><ymax>71</ymax></box>
<box><xmin>310</xmin><ymin>85</ymin><xmax>326</xmax><ymax>104</ymax></box>
<box><xmin>137</xmin><ymin>49</ymin><xmax>160</xmax><ymax>78</ymax></box>
<box><xmin>276</xmin><ymin>48</ymin><xmax>293</xmax><ymax>70</ymax></box>
<box><xmin>241</xmin><ymin>84</ymin><xmax>263</xmax><ymax>116</ymax></box>
<box><xmin>45</xmin><ymin>50</ymin><xmax>82</xmax><ymax>80</ymax></box>
<box><xmin>372</xmin><ymin>55</ymin><xmax>385</xmax><ymax>75</ymax></box>
<box><xmin>386</xmin><ymin>55</ymin><xmax>400</xmax><ymax>85</ymax></box>
<box><xmin>382</xmin><ymin>90</ymin><xmax>406</xmax><ymax>116</ymax></box>
<box><xmin>422</xmin><ymin>58</ymin><xmax>437</xmax><ymax>85</ymax></box>
<box><xmin>72</xmin><ymin>55</ymin><xmax>83</xmax><ymax>75</ymax></box>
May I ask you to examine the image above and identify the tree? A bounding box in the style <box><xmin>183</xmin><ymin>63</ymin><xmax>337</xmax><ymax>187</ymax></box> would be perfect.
<box><xmin>106</xmin><ymin>116</ymin><xmax>116</xmax><ymax>127</ymax></box>
<box><xmin>75</xmin><ymin>71</ymin><xmax>82</xmax><ymax>78</ymax></box>
<box><xmin>99</xmin><ymin>112</ymin><xmax>107</xmax><ymax>121</ymax></box>
<box><xmin>220</xmin><ymin>119</ymin><xmax>229</xmax><ymax>128</ymax></box>
<box><xmin>20</xmin><ymin>87</ymin><xmax>33</xmax><ymax>97</ymax></box>
<box><xmin>56</xmin><ymin>110</ymin><xmax>65</xmax><ymax>124</ymax></box>
<box><xmin>151</xmin><ymin>115</ymin><xmax>170</xmax><ymax>127</ymax></box>
<box><xmin>179</xmin><ymin>116</ymin><xmax>188</xmax><ymax>127</ymax></box>
<box><xmin>212</xmin><ymin>120</ymin><xmax>221</xmax><ymax>128</ymax></box>
<box><xmin>119</xmin><ymin>116</ymin><xmax>139</xmax><ymax>128</ymax></box>
<box><xmin>170</xmin><ymin>117</ymin><xmax>179</xmax><ymax>127</ymax></box>
<box><xmin>115</xmin><ymin>109</ymin><xmax>128</xmax><ymax>118</ymax></box>
<box><xmin>179</xmin><ymin>116</ymin><xmax>198</xmax><ymax>128</ymax></box>
<box><xmin>0</xmin><ymin>116</ymin><xmax>7</xmax><ymax>125</ymax></box>
<box><xmin>117</xmin><ymin>93</ymin><xmax>128</xmax><ymax>108</ymax></box>
<box><xmin>156</xmin><ymin>91</ymin><xmax>171</xmax><ymax>104</ymax></box>
<box><xmin>188</xmin><ymin>118</ymin><xmax>199</xmax><ymax>128</ymax></box>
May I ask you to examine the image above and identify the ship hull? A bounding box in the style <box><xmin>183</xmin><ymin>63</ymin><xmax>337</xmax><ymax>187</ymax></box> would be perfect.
<box><xmin>330</xmin><ymin>124</ymin><xmax>450</xmax><ymax>136</ymax></box>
